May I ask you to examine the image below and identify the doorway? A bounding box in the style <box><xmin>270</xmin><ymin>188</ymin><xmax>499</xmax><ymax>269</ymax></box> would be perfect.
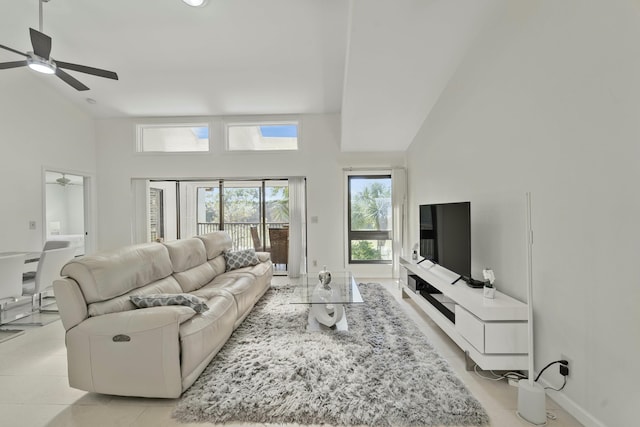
<box><xmin>181</xmin><ymin>179</ymin><xmax>290</xmax><ymax>273</ymax></box>
<box><xmin>44</xmin><ymin>170</ymin><xmax>89</xmax><ymax>256</ymax></box>
<box><xmin>134</xmin><ymin>178</ymin><xmax>300</xmax><ymax>275</ymax></box>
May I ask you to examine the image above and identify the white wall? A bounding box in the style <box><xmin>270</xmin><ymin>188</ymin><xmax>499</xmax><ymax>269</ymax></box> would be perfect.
<box><xmin>0</xmin><ymin>72</ymin><xmax>96</xmax><ymax>252</ymax></box>
<box><xmin>406</xmin><ymin>1</ymin><xmax>640</xmax><ymax>426</ymax></box>
<box><xmin>95</xmin><ymin>115</ymin><xmax>404</xmax><ymax>277</ymax></box>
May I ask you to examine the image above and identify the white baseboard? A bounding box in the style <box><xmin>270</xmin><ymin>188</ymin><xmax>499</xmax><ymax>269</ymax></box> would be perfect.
<box><xmin>538</xmin><ymin>378</ymin><xmax>606</xmax><ymax>427</ymax></box>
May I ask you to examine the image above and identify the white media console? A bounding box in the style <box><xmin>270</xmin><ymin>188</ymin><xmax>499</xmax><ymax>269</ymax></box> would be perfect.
<box><xmin>399</xmin><ymin>256</ymin><xmax>529</xmax><ymax>370</ymax></box>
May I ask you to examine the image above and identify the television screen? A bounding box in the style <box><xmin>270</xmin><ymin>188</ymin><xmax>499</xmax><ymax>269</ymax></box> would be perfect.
<box><xmin>419</xmin><ymin>202</ymin><xmax>471</xmax><ymax>278</ymax></box>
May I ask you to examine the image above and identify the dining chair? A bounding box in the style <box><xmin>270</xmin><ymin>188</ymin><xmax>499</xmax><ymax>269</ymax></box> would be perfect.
<box><xmin>23</xmin><ymin>240</ymin><xmax>72</xmax><ymax>281</ymax></box>
<box><xmin>0</xmin><ymin>254</ymin><xmax>30</xmax><ymax>327</ymax></box>
<box><xmin>22</xmin><ymin>246</ymin><xmax>75</xmax><ymax>313</ymax></box>
<box><xmin>42</xmin><ymin>240</ymin><xmax>72</xmax><ymax>251</ymax></box>
<box><xmin>0</xmin><ymin>254</ymin><xmax>25</xmax><ymax>301</ymax></box>
<box><xmin>250</xmin><ymin>226</ymin><xmax>268</xmax><ymax>252</ymax></box>
<box><xmin>268</xmin><ymin>228</ymin><xmax>289</xmax><ymax>268</ymax></box>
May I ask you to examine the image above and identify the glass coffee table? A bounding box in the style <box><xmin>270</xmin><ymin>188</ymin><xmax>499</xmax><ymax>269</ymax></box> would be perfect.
<box><xmin>289</xmin><ymin>271</ymin><xmax>363</xmax><ymax>331</ymax></box>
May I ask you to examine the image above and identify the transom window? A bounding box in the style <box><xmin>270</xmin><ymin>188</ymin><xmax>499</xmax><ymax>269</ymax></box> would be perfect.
<box><xmin>226</xmin><ymin>121</ymin><xmax>299</xmax><ymax>151</ymax></box>
<box><xmin>137</xmin><ymin>124</ymin><xmax>209</xmax><ymax>153</ymax></box>
<box><xmin>347</xmin><ymin>175</ymin><xmax>392</xmax><ymax>264</ymax></box>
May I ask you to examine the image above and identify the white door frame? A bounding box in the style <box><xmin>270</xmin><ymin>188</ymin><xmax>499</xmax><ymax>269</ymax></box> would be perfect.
<box><xmin>42</xmin><ymin>166</ymin><xmax>96</xmax><ymax>255</ymax></box>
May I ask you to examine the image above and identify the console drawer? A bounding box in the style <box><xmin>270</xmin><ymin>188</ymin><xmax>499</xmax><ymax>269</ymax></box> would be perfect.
<box><xmin>455</xmin><ymin>305</ymin><xmax>484</xmax><ymax>352</ymax></box>
<box><xmin>456</xmin><ymin>305</ymin><xmax>528</xmax><ymax>354</ymax></box>
<box><xmin>484</xmin><ymin>322</ymin><xmax>528</xmax><ymax>354</ymax></box>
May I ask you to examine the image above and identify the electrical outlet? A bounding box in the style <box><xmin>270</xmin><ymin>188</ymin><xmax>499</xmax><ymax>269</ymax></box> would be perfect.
<box><xmin>560</xmin><ymin>364</ymin><xmax>569</xmax><ymax>377</ymax></box>
<box><xmin>560</xmin><ymin>353</ymin><xmax>572</xmax><ymax>376</ymax></box>
<box><xmin>312</xmin><ymin>260</ymin><xmax>318</xmax><ymax>267</ymax></box>
<box><xmin>29</xmin><ymin>220</ymin><xmax>36</xmax><ymax>230</ymax></box>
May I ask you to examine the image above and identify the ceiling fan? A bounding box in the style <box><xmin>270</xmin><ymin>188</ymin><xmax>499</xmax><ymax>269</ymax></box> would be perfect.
<box><xmin>0</xmin><ymin>0</ymin><xmax>118</xmax><ymax>91</ymax></box>
<box><xmin>56</xmin><ymin>174</ymin><xmax>71</xmax><ymax>186</ymax></box>
<box><xmin>52</xmin><ymin>173</ymin><xmax>81</xmax><ymax>187</ymax></box>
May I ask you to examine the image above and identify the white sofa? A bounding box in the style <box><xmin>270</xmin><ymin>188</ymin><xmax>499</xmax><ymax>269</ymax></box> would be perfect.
<box><xmin>53</xmin><ymin>232</ymin><xmax>272</xmax><ymax>398</ymax></box>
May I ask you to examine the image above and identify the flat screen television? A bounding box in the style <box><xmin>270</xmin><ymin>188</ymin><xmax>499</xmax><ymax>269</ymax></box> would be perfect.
<box><xmin>419</xmin><ymin>202</ymin><xmax>471</xmax><ymax>279</ymax></box>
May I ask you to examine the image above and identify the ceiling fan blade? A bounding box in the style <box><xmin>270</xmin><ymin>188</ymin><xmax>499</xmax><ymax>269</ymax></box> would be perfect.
<box><xmin>55</xmin><ymin>68</ymin><xmax>89</xmax><ymax>91</ymax></box>
<box><xmin>0</xmin><ymin>60</ymin><xmax>28</xmax><ymax>70</ymax></box>
<box><xmin>29</xmin><ymin>28</ymin><xmax>52</xmax><ymax>60</ymax></box>
<box><xmin>0</xmin><ymin>43</ymin><xmax>28</xmax><ymax>57</ymax></box>
<box><xmin>56</xmin><ymin>60</ymin><xmax>118</xmax><ymax>80</ymax></box>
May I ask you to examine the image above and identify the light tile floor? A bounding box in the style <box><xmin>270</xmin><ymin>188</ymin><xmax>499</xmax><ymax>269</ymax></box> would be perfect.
<box><xmin>0</xmin><ymin>277</ymin><xmax>584</xmax><ymax>427</ymax></box>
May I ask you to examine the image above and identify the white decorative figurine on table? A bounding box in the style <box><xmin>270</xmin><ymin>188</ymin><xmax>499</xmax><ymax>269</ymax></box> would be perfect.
<box><xmin>482</xmin><ymin>268</ymin><xmax>496</xmax><ymax>299</ymax></box>
<box><xmin>311</xmin><ymin>266</ymin><xmax>344</xmax><ymax>328</ymax></box>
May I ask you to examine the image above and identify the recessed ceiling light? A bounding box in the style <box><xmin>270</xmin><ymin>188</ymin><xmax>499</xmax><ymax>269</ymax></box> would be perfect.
<box><xmin>86</xmin><ymin>98</ymin><xmax>97</xmax><ymax>104</ymax></box>
<box><xmin>182</xmin><ymin>0</ymin><xmax>208</xmax><ymax>6</ymax></box>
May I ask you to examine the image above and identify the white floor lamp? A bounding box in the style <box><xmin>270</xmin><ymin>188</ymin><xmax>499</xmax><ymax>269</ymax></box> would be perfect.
<box><xmin>517</xmin><ymin>192</ymin><xmax>547</xmax><ymax>425</ymax></box>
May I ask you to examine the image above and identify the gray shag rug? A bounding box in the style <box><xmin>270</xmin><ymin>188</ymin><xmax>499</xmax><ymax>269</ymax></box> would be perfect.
<box><xmin>173</xmin><ymin>283</ymin><xmax>489</xmax><ymax>426</ymax></box>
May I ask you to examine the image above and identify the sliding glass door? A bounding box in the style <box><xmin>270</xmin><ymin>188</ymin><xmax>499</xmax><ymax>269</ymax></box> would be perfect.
<box><xmin>140</xmin><ymin>178</ymin><xmax>293</xmax><ymax>274</ymax></box>
<box><xmin>194</xmin><ymin>180</ymin><xmax>289</xmax><ymax>273</ymax></box>
<box><xmin>222</xmin><ymin>181</ymin><xmax>262</xmax><ymax>249</ymax></box>
<box><xmin>149</xmin><ymin>187</ymin><xmax>164</xmax><ymax>242</ymax></box>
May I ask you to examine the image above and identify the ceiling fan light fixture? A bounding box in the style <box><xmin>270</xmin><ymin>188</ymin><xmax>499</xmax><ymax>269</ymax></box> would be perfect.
<box><xmin>182</xmin><ymin>0</ymin><xmax>208</xmax><ymax>7</ymax></box>
<box><xmin>27</xmin><ymin>55</ymin><xmax>56</xmax><ymax>74</ymax></box>
<box><xmin>56</xmin><ymin>174</ymin><xmax>71</xmax><ymax>186</ymax></box>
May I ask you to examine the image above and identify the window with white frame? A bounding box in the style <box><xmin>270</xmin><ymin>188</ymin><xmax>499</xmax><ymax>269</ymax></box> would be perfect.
<box><xmin>226</xmin><ymin>121</ymin><xmax>299</xmax><ymax>151</ymax></box>
<box><xmin>347</xmin><ymin>174</ymin><xmax>393</xmax><ymax>264</ymax></box>
<box><xmin>137</xmin><ymin>124</ymin><xmax>209</xmax><ymax>153</ymax></box>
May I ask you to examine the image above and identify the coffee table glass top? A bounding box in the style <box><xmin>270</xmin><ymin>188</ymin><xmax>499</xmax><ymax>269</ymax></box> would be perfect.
<box><xmin>289</xmin><ymin>271</ymin><xmax>364</xmax><ymax>305</ymax></box>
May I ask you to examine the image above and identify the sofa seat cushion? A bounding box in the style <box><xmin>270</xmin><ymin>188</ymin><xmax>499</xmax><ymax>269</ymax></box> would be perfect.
<box><xmin>179</xmin><ymin>291</ymin><xmax>236</xmax><ymax>380</ymax></box>
<box><xmin>191</xmin><ymin>275</ymin><xmax>261</xmax><ymax>319</ymax></box>
<box><xmin>222</xmin><ymin>261</ymin><xmax>272</xmax><ymax>280</ymax></box>
<box><xmin>220</xmin><ymin>262</ymin><xmax>273</xmax><ymax>295</ymax></box>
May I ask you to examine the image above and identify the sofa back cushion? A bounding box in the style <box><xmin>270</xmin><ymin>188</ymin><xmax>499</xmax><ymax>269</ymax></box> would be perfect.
<box><xmin>163</xmin><ymin>238</ymin><xmax>207</xmax><ymax>272</ymax></box>
<box><xmin>163</xmin><ymin>238</ymin><xmax>216</xmax><ymax>293</ymax></box>
<box><xmin>61</xmin><ymin>243</ymin><xmax>173</xmax><ymax>304</ymax></box>
<box><xmin>208</xmin><ymin>255</ymin><xmax>227</xmax><ymax>277</ymax></box>
<box><xmin>196</xmin><ymin>232</ymin><xmax>232</xmax><ymax>260</ymax></box>
<box><xmin>87</xmin><ymin>276</ymin><xmax>183</xmax><ymax>317</ymax></box>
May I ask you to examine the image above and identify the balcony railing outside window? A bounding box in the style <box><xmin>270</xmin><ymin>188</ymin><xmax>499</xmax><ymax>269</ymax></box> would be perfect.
<box><xmin>197</xmin><ymin>222</ymin><xmax>288</xmax><ymax>251</ymax></box>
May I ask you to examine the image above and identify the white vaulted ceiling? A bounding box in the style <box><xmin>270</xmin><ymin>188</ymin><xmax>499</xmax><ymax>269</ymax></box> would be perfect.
<box><xmin>341</xmin><ymin>0</ymin><xmax>505</xmax><ymax>151</ymax></box>
<box><xmin>0</xmin><ymin>0</ymin><xmax>504</xmax><ymax>151</ymax></box>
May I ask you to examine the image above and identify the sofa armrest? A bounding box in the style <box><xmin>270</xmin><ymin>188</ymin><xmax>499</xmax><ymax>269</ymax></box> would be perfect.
<box><xmin>256</xmin><ymin>251</ymin><xmax>271</xmax><ymax>262</ymax></box>
<box><xmin>76</xmin><ymin>305</ymin><xmax>197</xmax><ymax>335</ymax></box>
<box><xmin>53</xmin><ymin>278</ymin><xmax>88</xmax><ymax>331</ymax></box>
<box><xmin>66</xmin><ymin>306</ymin><xmax>196</xmax><ymax>398</ymax></box>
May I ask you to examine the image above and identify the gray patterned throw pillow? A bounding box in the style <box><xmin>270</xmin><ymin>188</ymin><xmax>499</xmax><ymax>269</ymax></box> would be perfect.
<box><xmin>224</xmin><ymin>248</ymin><xmax>260</xmax><ymax>271</ymax></box>
<box><xmin>130</xmin><ymin>293</ymin><xmax>209</xmax><ymax>313</ymax></box>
